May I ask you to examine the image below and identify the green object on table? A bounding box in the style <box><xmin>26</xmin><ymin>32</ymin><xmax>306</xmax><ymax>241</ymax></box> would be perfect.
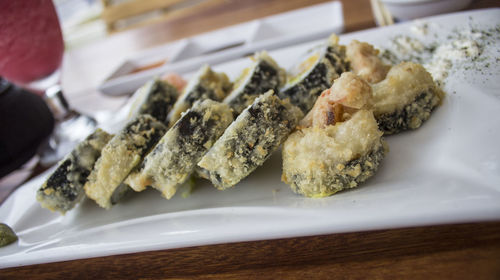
<box><xmin>0</xmin><ymin>223</ymin><xmax>18</xmax><ymax>247</ymax></box>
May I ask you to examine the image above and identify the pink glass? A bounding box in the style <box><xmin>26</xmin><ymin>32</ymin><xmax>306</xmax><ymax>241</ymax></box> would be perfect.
<box><xmin>0</xmin><ymin>0</ymin><xmax>96</xmax><ymax>168</ymax></box>
<box><xmin>0</xmin><ymin>0</ymin><xmax>64</xmax><ymax>91</ymax></box>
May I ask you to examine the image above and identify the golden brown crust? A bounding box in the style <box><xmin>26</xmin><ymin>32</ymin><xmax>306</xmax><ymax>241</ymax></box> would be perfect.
<box><xmin>126</xmin><ymin>100</ymin><xmax>233</xmax><ymax>199</ymax></box>
<box><xmin>372</xmin><ymin>62</ymin><xmax>444</xmax><ymax>134</ymax></box>
<box><xmin>84</xmin><ymin>115</ymin><xmax>167</xmax><ymax>209</ymax></box>
<box><xmin>199</xmin><ymin>90</ymin><xmax>303</xmax><ymax>189</ymax></box>
<box><xmin>300</xmin><ymin>72</ymin><xmax>373</xmax><ymax>128</ymax></box>
<box><xmin>282</xmin><ymin>110</ymin><xmax>386</xmax><ymax>197</ymax></box>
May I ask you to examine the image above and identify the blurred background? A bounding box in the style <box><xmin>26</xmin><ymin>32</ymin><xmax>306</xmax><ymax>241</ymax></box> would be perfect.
<box><xmin>54</xmin><ymin>0</ymin><xmax>105</xmax><ymax>49</ymax></box>
<box><xmin>56</xmin><ymin>0</ymin><xmax>239</xmax><ymax>50</ymax></box>
<box><xmin>55</xmin><ymin>0</ymin><xmax>492</xmax><ymax>51</ymax></box>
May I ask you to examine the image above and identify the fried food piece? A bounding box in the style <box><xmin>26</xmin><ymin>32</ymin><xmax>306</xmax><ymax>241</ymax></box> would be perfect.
<box><xmin>224</xmin><ymin>51</ymin><xmax>285</xmax><ymax>115</ymax></box>
<box><xmin>282</xmin><ymin>73</ymin><xmax>386</xmax><ymax>197</ymax></box>
<box><xmin>278</xmin><ymin>34</ymin><xmax>349</xmax><ymax>113</ymax></box>
<box><xmin>126</xmin><ymin>100</ymin><xmax>233</xmax><ymax>199</ymax></box>
<box><xmin>84</xmin><ymin>115</ymin><xmax>167</xmax><ymax>209</ymax></box>
<box><xmin>300</xmin><ymin>72</ymin><xmax>373</xmax><ymax>128</ymax></box>
<box><xmin>372</xmin><ymin>62</ymin><xmax>444</xmax><ymax>134</ymax></box>
<box><xmin>199</xmin><ymin>90</ymin><xmax>303</xmax><ymax>189</ymax></box>
<box><xmin>167</xmin><ymin>65</ymin><xmax>231</xmax><ymax>126</ymax></box>
<box><xmin>37</xmin><ymin>129</ymin><xmax>112</xmax><ymax>214</ymax></box>
<box><xmin>128</xmin><ymin>79</ymin><xmax>179</xmax><ymax>125</ymax></box>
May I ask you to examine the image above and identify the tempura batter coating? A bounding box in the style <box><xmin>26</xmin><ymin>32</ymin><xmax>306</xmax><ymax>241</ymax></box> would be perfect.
<box><xmin>278</xmin><ymin>34</ymin><xmax>349</xmax><ymax>113</ymax></box>
<box><xmin>283</xmin><ymin>110</ymin><xmax>385</xmax><ymax>197</ymax></box>
<box><xmin>346</xmin><ymin>40</ymin><xmax>390</xmax><ymax>83</ymax></box>
<box><xmin>282</xmin><ymin>73</ymin><xmax>386</xmax><ymax>197</ymax></box>
<box><xmin>129</xmin><ymin>79</ymin><xmax>179</xmax><ymax>125</ymax></box>
<box><xmin>168</xmin><ymin>65</ymin><xmax>231</xmax><ymax>126</ymax></box>
<box><xmin>372</xmin><ymin>62</ymin><xmax>444</xmax><ymax>134</ymax></box>
<box><xmin>199</xmin><ymin>90</ymin><xmax>303</xmax><ymax>189</ymax></box>
<box><xmin>300</xmin><ymin>72</ymin><xmax>373</xmax><ymax>128</ymax></box>
<box><xmin>84</xmin><ymin>115</ymin><xmax>167</xmax><ymax>209</ymax></box>
<box><xmin>37</xmin><ymin>129</ymin><xmax>112</xmax><ymax>213</ymax></box>
<box><xmin>126</xmin><ymin>100</ymin><xmax>233</xmax><ymax>199</ymax></box>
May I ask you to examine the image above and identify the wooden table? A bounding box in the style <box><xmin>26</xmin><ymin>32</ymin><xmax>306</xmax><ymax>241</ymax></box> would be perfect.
<box><xmin>2</xmin><ymin>0</ymin><xmax>500</xmax><ymax>278</ymax></box>
<box><xmin>1</xmin><ymin>222</ymin><xmax>499</xmax><ymax>279</ymax></box>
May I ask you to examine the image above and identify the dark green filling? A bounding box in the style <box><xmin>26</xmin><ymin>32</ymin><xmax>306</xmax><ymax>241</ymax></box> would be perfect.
<box><xmin>146</xmin><ymin>102</ymin><xmax>229</xmax><ymax>184</ymax></box>
<box><xmin>37</xmin><ymin>129</ymin><xmax>112</xmax><ymax>213</ymax></box>
<box><xmin>226</xmin><ymin>60</ymin><xmax>281</xmax><ymax>115</ymax></box>
<box><xmin>211</xmin><ymin>94</ymin><xmax>297</xmax><ymax>184</ymax></box>
<box><xmin>326</xmin><ymin>46</ymin><xmax>350</xmax><ymax>74</ymax></box>
<box><xmin>183</xmin><ymin>83</ymin><xmax>226</xmax><ymax>105</ymax></box>
<box><xmin>125</xmin><ymin>115</ymin><xmax>166</xmax><ymax>154</ymax></box>
<box><xmin>290</xmin><ymin>142</ymin><xmax>386</xmax><ymax>197</ymax></box>
<box><xmin>40</xmin><ymin>157</ymin><xmax>91</xmax><ymax>204</ymax></box>
<box><xmin>240</xmin><ymin>104</ymin><xmax>281</xmax><ymax>166</ymax></box>
<box><xmin>376</xmin><ymin>90</ymin><xmax>439</xmax><ymax>135</ymax></box>
<box><xmin>278</xmin><ymin>63</ymin><xmax>331</xmax><ymax>113</ymax></box>
<box><xmin>279</xmin><ymin>45</ymin><xmax>349</xmax><ymax>114</ymax></box>
<box><xmin>42</xmin><ymin>159</ymin><xmax>78</xmax><ymax>201</ymax></box>
<box><xmin>138</xmin><ymin>81</ymin><xmax>178</xmax><ymax>125</ymax></box>
<box><xmin>175</xmin><ymin>110</ymin><xmax>216</xmax><ymax>152</ymax></box>
<box><xmin>185</xmin><ymin>84</ymin><xmax>209</xmax><ymax>104</ymax></box>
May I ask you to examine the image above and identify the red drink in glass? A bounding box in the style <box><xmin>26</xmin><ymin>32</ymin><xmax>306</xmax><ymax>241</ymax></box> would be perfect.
<box><xmin>0</xmin><ymin>0</ymin><xmax>64</xmax><ymax>85</ymax></box>
<box><xmin>0</xmin><ymin>0</ymin><xmax>97</xmax><ymax>183</ymax></box>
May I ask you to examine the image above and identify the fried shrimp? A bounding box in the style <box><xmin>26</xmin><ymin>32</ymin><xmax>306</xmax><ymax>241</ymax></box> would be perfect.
<box><xmin>300</xmin><ymin>72</ymin><xmax>373</xmax><ymax>128</ymax></box>
<box><xmin>282</xmin><ymin>72</ymin><xmax>386</xmax><ymax>198</ymax></box>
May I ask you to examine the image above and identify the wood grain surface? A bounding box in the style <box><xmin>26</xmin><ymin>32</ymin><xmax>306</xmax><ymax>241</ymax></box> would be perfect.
<box><xmin>2</xmin><ymin>222</ymin><xmax>500</xmax><ymax>279</ymax></box>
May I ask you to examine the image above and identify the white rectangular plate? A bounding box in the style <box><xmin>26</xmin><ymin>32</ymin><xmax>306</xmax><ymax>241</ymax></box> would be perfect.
<box><xmin>1</xmin><ymin>9</ymin><xmax>499</xmax><ymax>269</ymax></box>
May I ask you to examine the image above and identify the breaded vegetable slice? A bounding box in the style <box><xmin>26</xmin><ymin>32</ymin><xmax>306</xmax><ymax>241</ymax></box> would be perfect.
<box><xmin>84</xmin><ymin>115</ymin><xmax>167</xmax><ymax>209</ymax></box>
<box><xmin>167</xmin><ymin>65</ymin><xmax>231</xmax><ymax>126</ymax></box>
<box><xmin>128</xmin><ymin>79</ymin><xmax>179</xmax><ymax>125</ymax></box>
<box><xmin>37</xmin><ymin>129</ymin><xmax>112</xmax><ymax>213</ymax></box>
<box><xmin>282</xmin><ymin>72</ymin><xmax>386</xmax><ymax>197</ymax></box>
<box><xmin>199</xmin><ymin>90</ymin><xmax>303</xmax><ymax>189</ymax></box>
<box><xmin>278</xmin><ymin>34</ymin><xmax>349</xmax><ymax>113</ymax></box>
<box><xmin>126</xmin><ymin>100</ymin><xmax>233</xmax><ymax>199</ymax></box>
<box><xmin>372</xmin><ymin>62</ymin><xmax>444</xmax><ymax>134</ymax></box>
<box><xmin>223</xmin><ymin>51</ymin><xmax>285</xmax><ymax>115</ymax></box>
